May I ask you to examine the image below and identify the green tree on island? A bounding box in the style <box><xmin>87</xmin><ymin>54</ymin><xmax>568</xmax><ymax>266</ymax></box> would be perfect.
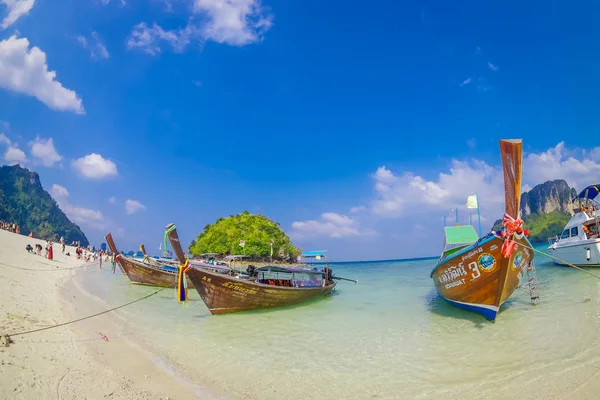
<box><xmin>188</xmin><ymin>211</ymin><xmax>300</xmax><ymax>261</ymax></box>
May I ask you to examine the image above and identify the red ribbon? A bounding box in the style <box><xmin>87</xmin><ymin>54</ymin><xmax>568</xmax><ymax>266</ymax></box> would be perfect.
<box><xmin>501</xmin><ymin>213</ymin><xmax>525</xmax><ymax>258</ymax></box>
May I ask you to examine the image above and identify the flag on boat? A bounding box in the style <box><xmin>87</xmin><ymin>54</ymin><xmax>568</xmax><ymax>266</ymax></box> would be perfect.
<box><xmin>466</xmin><ymin>194</ymin><xmax>478</xmax><ymax>209</ymax></box>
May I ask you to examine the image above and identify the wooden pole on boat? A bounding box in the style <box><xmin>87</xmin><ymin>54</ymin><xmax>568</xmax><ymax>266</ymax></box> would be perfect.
<box><xmin>493</xmin><ymin>139</ymin><xmax>524</xmax><ymax>320</ymax></box>
<box><xmin>105</xmin><ymin>232</ymin><xmax>119</xmax><ymax>255</ymax></box>
<box><xmin>164</xmin><ymin>223</ymin><xmax>187</xmax><ymax>265</ymax></box>
<box><xmin>499</xmin><ymin>139</ymin><xmax>523</xmax><ymax>219</ymax></box>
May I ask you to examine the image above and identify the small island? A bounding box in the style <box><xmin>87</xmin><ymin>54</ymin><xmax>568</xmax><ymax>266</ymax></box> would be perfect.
<box><xmin>188</xmin><ymin>211</ymin><xmax>301</xmax><ymax>263</ymax></box>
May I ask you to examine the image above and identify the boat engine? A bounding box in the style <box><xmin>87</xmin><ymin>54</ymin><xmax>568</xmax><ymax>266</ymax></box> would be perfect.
<box><xmin>246</xmin><ymin>265</ymin><xmax>258</xmax><ymax>277</ymax></box>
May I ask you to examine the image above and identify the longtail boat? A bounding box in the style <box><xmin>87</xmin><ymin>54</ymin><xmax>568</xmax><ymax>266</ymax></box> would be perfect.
<box><xmin>105</xmin><ymin>232</ymin><xmax>230</xmax><ymax>288</ymax></box>
<box><xmin>430</xmin><ymin>139</ymin><xmax>536</xmax><ymax>321</ymax></box>
<box><xmin>164</xmin><ymin>223</ymin><xmax>337</xmax><ymax>314</ymax></box>
<box><xmin>105</xmin><ymin>233</ymin><xmax>126</xmax><ymax>274</ymax></box>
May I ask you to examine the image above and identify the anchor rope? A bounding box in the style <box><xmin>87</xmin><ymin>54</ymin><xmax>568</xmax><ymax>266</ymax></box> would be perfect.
<box><xmin>492</xmin><ymin>233</ymin><xmax>600</xmax><ymax>281</ymax></box>
<box><xmin>2</xmin><ymin>288</ymin><xmax>165</xmax><ymax>342</ymax></box>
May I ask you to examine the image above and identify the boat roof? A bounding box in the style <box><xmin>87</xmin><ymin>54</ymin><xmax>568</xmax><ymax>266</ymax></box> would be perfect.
<box><xmin>302</xmin><ymin>250</ymin><xmax>327</xmax><ymax>257</ymax></box>
<box><xmin>575</xmin><ymin>185</ymin><xmax>600</xmax><ymax>201</ymax></box>
<box><xmin>224</xmin><ymin>255</ymin><xmax>248</xmax><ymax>260</ymax></box>
<box><xmin>257</xmin><ymin>265</ymin><xmax>323</xmax><ymax>275</ymax></box>
<box><xmin>444</xmin><ymin>225</ymin><xmax>479</xmax><ymax>245</ymax></box>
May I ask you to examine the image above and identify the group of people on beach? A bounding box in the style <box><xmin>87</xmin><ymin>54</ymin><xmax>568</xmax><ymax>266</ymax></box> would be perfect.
<box><xmin>0</xmin><ymin>221</ymin><xmax>20</xmax><ymax>234</ymax></box>
<box><xmin>26</xmin><ymin>240</ymin><xmax>54</xmax><ymax>260</ymax></box>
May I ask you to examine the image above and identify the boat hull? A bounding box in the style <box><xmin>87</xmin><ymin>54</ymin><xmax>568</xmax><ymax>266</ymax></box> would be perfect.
<box><xmin>117</xmin><ymin>256</ymin><xmax>179</xmax><ymax>288</ymax></box>
<box><xmin>431</xmin><ymin>235</ymin><xmax>534</xmax><ymax>321</ymax></box>
<box><xmin>186</xmin><ymin>268</ymin><xmax>336</xmax><ymax>314</ymax></box>
<box><xmin>548</xmin><ymin>239</ymin><xmax>600</xmax><ymax>267</ymax></box>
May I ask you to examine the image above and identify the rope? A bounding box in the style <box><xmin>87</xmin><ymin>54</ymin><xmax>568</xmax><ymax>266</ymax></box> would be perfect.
<box><xmin>3</xmin><ymin>288</ymin><xmax>165</xmax><ymax>343</ymax></box>
<box><xmin>527</xmin><ymin>244</ymin><xmax>600</xmax><ymax>280</ymax></box>
<box><xmin>0</xmin><ymin>260</ymin><xmax>93</xmax><ymax>272</ymax></box>
<box><xmin>494</xmin><ymin>234</ymin><xmax>600</xmax><ymax>280</ymax></box>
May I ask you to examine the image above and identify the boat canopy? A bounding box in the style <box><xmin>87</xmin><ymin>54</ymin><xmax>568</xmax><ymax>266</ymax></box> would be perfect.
<box><xmin>444</xmin><ymin>225</ymin><xmax>479</xmax><ymax>246</ymax></box>
<box><xmin>575</xmin><ymin>185</ymin><xmax>600</xmax><ymax>201</ymax></box>
<box><xmin>257</xmin><ymin>265</ymin><xmax>323</xmax><ymax>275</ymax></box>
<box><xmin>223</xmin><ymin>255</ymin><xmax>249</xmax><ymax>260</ymax></box>
<box><xmin>302</xmin><ymin>250</ymin><xmax>327</xmax><ymax>257</ymax></box>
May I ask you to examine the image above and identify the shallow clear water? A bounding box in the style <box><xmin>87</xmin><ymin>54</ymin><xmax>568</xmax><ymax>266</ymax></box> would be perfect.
<box><xmin>73</xmin><ymin>248</ymin><xmax>600</xmax><ymax>399</ymax></box>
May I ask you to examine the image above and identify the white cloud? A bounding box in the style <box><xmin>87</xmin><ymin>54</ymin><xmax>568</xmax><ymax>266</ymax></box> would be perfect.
<box><xmin>459</xmin><ymin>77</ymin><xmax>471</xmax><ymax>87</ymax></box>
<box><xmin>49</xmin><ymin>183</ymin><xmax>69</xmax><ymax>198</ymax></box>
<box><xmin>49</xmin><ymin>183</ymin><xmax>105</xmax><ymax>229</ymax></box>
<box><xmin>371</xmin><ymin>160</ymin><xmax>505</xmax><ymax>220</ymax></box>
<box><xmin>523</xmin><ymin>142</ymin><xmax>600</xmax><ymax>192</ymax></box>
<box><xmin>108</xmin><ymin>196</ymin><xmax>116</xmax><ymax>204</ymax></box>
<box><xmin>1</xmin><ymin>0</ymin><xmax>35</xmax><ymax>29</ymax></box>
<box><xmin>0</xmin><ymin>132</ymin><xmax>11</xmax><ymax>145</ymax></box>
<box><xmin>125</xmin><ymin>199</ymin><xmax>146</xmax><ymax>215</ymax></box>
<box><xmin>77</xmin><ymin>31</ymin><xmax>110</xmax><ymax>60</ymax></box>
<box><xmin>488</xmin><ymin>62</ymin><xmax>499</xmax><ymax>71</ymax></box>
<box><xmin>72</xmin><ymin>153</ymin><xmax>118</xmax><ymax>179</ymax></box>
<box><xmin>100</xmin><ymin>0</ymin><xmax>126</xmax><ymax>5</ymax></box>
<box><xmin>0</xmin><ymin>35</ymin><xmax>84</xmax><ymax>114</ymax></box>
<box><xmin>350</xmin><ymin>205</ymin><xmax>366</xmax><ymax>213</ymax></box>
<box><xmin>290</xmin><ymin>212</ymin><xmax>375</xmax><ymax>239</ymax></box>
<box><xmin>194</xmin><ymin>0</ymin><xmax>273</xmax><ymax>45</ymax></box>
<box><xmin>29</xmin><ymin>136</ymin><xmax>62</xmax><ymax>167</ymax></box>
<box><xmin>4</xmin><ymin>145</ymin><xmax>26</xmax><ymax>164</ymax></box>
<box><xmin>127</xmin><ymin>0</ymin><xmax>273</xmax><ymax>55</ymax></box>
<box><xmin>126</xmin><ymin>22</ymin><xmax>196</xmax><ymax>55</ymax></box>
<box><xmin>367</xmin><ymin>141</ymin><xmax>600</xmax><ymax>225</ymax></box>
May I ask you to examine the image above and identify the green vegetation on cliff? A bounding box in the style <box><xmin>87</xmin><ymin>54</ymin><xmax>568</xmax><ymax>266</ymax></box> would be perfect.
<box><xmin>189</xmin><ymin>211</ymin><xmax>299</xmax><ymax>261</ymax></box>
<box><xmin>0</xmin><ymin>165</ymin><xmax>89</xmax><ymax>246</ymax></box>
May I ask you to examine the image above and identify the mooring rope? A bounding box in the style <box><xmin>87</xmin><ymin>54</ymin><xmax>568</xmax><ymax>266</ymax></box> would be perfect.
<box><xmin>524</xmin><ymin>243</ymin><xmax>600</xmax><ymax>280</ymax></box>
<box><xmin>1</xmin><ymin>288</ymin><xmax>165</xmax><ymax>345</ymax></box>
<box><xmin>491</xmin><ymin>233</ymin><xmax>600</xmax><ymax>281</ymax></box>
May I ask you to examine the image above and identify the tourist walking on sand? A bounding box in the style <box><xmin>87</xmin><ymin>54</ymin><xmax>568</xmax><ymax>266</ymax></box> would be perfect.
<box><xmin>47</xmin><ymin>241</ymin><xmax>53</xmax><ymax>260</ymax></box>
<box><xmin>99</xmin><ymin>252</ymin><xmax>103</xmax><ymax>269</ymax></box>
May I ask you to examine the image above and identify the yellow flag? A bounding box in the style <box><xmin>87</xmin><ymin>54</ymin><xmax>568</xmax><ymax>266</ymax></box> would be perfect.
<box><xmin>466</xmin><ymin>194</ymin><xmax>478</xmax><ymax>209</ymax></box>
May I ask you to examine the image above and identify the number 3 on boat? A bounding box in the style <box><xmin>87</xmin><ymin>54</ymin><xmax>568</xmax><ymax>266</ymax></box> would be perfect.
<box><xmin>430</xmin><ymin>139</ymin><xmax>537</xmax><ymax>321</ymax></box>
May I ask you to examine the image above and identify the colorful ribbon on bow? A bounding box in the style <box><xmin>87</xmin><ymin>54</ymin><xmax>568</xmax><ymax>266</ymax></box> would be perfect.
<box><xmin>500</xmin><ymin>213</ymin><xmax>528</xmax><ymax>258</ymax></box>
<box><xmin>177</xmin><ymin>256</ymin><xmax>192</xmax><ymax>305</ymax></box>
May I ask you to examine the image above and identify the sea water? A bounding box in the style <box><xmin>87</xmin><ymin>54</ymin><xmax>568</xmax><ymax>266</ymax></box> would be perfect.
<box><xmin>72</xmin><ymin>249</ymin><xmax>600</xmax><ymax>400</ymax></box>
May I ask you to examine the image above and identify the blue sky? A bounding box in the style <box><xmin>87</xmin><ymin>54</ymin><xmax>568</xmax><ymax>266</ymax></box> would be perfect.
<box><xmin>1</xmin><ymin>0</ymin><xmax>600</xmax><ymax>260</ymax></box>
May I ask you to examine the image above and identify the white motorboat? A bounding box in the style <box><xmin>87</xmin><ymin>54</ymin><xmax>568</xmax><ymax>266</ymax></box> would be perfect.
<box><xmin>548</xmin><ymin>185</ymin><xmax>600</xmax><ymax>266</ymax></box>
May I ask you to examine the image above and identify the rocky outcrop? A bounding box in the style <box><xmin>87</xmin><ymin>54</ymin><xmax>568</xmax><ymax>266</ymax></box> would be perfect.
<box><xmin>520</xmin><ymin>179</ymin><xmax>577</xmax><ymax>217</ymax></box>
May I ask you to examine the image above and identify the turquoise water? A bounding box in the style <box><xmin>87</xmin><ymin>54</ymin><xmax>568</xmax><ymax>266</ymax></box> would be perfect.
<box><xmin>72</xmin><ymin>249</ymin><xmax>600</xmax><ymax>399</ymax></box>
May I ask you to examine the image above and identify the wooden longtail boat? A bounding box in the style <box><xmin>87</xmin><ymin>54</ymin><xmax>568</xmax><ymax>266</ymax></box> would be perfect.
<box><xmin>430</xmin><ymin>139</ymin><xmax>535</xmax><ymax>321</ymax></box>
<box><xmin>165</xmin><ymin>223</ymin><xmax>337</xmax><ymax>314</ymax></box>
<box><xmin>104</xmin><ymin>233</ymin><xmax>126</xmax><ymax>274</ymax></box>
<box><xmin>105</xmin><ymin>233</ymin><xmax>229</xmax><ymax>288</ymax></box>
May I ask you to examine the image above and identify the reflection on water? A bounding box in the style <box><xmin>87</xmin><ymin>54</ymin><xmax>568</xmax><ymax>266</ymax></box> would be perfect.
<box><xmin>73</xmin><ymin>250</ymin><xmax>600</xmax><ymax>399</ymax></box>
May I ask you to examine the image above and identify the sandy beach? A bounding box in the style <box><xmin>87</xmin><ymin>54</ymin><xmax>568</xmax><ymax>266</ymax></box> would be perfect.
<box><xmin>0</xmin><ymin>229</ymin><xmax>200</xmax><ymax>400</ymax></box>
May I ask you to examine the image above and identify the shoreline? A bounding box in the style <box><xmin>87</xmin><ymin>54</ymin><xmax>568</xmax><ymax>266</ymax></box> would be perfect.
<box><xmin>0</xmin><ymin>229</ymin><xmax>203</xmax><ymax>400</ymax></box>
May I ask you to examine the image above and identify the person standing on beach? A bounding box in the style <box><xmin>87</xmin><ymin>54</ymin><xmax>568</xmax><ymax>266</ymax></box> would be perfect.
<box><xmin>47</xmin><ymin>241</ymin><xmax>54</xmax><ymax>260</ymax></box>
<box><xmin>99</xmin><ymin>252</ymin><xmax>103</xmax><ymax>269</ymax></box>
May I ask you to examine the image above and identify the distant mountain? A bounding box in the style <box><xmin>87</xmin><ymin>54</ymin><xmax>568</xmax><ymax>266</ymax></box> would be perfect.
<box><xmin>0</xmin><ymin>165</ymin><xmax>89</xmax><ymax>246</ymax></box>
<box><xmin>493</xmin><ymin>179</ymin><xmax>577</xmax><ymax>243</ymax></box>
<box><xmin>520</xmin><ymin>179</ymin><xmax>577</xmax><ymax>216</ymax></box>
